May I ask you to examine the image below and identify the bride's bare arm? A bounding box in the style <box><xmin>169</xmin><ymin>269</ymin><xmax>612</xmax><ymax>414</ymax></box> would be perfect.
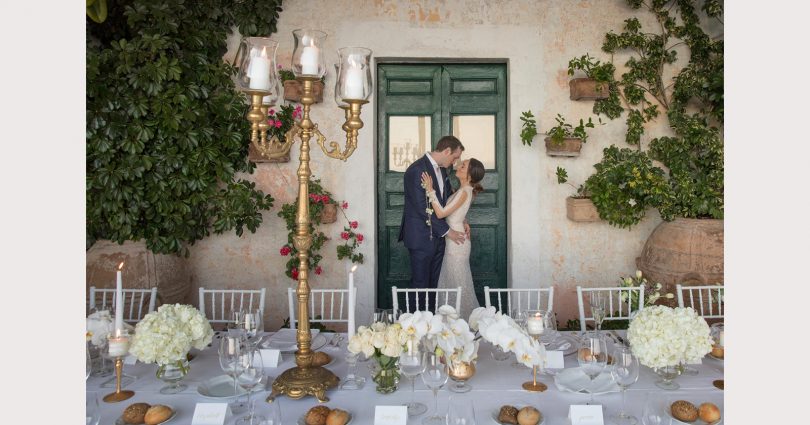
<box><xmin>420</xmin><ymin>171</ymin><xmax>468</xmax><ymax>219</ymax></box>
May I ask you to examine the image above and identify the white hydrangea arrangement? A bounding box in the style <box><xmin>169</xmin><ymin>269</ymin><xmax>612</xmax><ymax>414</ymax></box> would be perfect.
<box><xmin>627</xmin><ymin>305</ymin><xmax>713</xmax><ymax>368</ymax></box>
<box><xmin>469</xmin><ymin>306</ymin><xmax>545</xmax><ymax>368</ymax></box>
<box><xmin>129</xmin><ymin>304</ymin><xmax>214</xmax><ymax>365</ymax></box>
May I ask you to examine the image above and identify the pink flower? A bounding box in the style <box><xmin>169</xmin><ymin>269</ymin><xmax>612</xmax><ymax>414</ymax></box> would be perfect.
<box><xmin>268</xmin><ymin>109</ymin><xmax>276</xmax><ymax>116</ymax></box>
<box><xmin>280</xmin><ymin>246</ymin><xmax>291</xmax><ymax>256</ymax></box>
<box><xmin>274</xmin><ymin>120</ymin><xmax>282</xmax><ymax>128</ymax></box>
<box><xmin>267</xmin><ymin>119</ymin><xmax>274</xmax><ymax>126</ymax></box>
<box><xmin>356</xmin><ymin>234</ymin><xmax>364</xmax><ymax>243</ymax></box>
<box><xmin>294</xmin><ymin>105</ymin><xmax>303</xmax><ymax>118</ymax></box>
<box><xmin>341</xmin><ymin>201</ymin><xmax>348</xmax><ymax>209</ymax></box>
<box><xmin>291</xmin><ymin>268</ymin><xmax>299</xmax><ymax>280</ymax></box>
<box><xmin>315</xmin><ymin>266</ymin><xmax>322</xmax><ymax>275</ymax></box>
<box><xmin>350</xmin><ymin>221</ymin><xmax>358</xmax><ymax>229</ymax></box>
<box><xmin>309</xmin><ymin>193</ymin><xmax>317</xmax><ymax>201</ymax></box>
<box><xmin>321</xmin><ymin>195</ymin><xmax>330</xmax><ymax>204</ymax></box>
<box><xmin>341</xmin><ymin>232</ymin><xmax>350</xmax><ymax>240</ymax></box>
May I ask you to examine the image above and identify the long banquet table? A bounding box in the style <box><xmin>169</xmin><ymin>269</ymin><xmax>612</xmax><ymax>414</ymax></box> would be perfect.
<box><xmin>86</xmin><ymin>331</ymin><xmax>724</xmax><ymax>424</ymax></box>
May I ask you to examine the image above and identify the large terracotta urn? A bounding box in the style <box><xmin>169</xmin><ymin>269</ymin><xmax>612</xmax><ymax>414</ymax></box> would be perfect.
<box><xmin>86</xmin><ymin>240</ymin><xmax>191</xmax><ymax>309</ymax></box>
<box><xmin>636</xmin><ymin>218</ymin><xmax>724</xmax><ymax>295</ymax></box>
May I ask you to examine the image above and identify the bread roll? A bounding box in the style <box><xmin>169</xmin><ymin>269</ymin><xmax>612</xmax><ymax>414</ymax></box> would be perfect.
<box><xmin>711</xmin><ymin>346</ymin><xmax>724</xmax><ymax>359</ymax></box>
<box><xmin>497</xmin><ymin>405</ymin><xmax>519</xmax><ymax>424</ymax></box>
<box><xmin>670</xmin><ymin>400</ymin><xmax>698</xmax><ymax>422</ymax></box>
<box><xmin>517</xmin><ymin>406</ymin><xmax>541</xmax><ymax>425</ymax></box>
<box><xmin>305</xmin><ymin>405</ymin><xmax>331</xmax><ymax>425</ymax></box>
<box><xmin>122</xmin><ymin>402</ymin><xmax>151</xmax><ymax>424</ymax></box>
<box><xmin>144</xmin><ymin>405</ymin><xmax>173</xmax><ymax>425</ymax></box>
<box><xmin>326</xmin><ymin>408</ymin><xmax>350</xmax><ymax>425</ymax></box>
<box><xmin>698</xmin><ymin>403</ymin><xmax>721</xmax><ymax>423</ymax></box>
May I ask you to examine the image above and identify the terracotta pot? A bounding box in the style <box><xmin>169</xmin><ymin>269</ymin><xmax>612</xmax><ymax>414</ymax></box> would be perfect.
<box><xmin>569</xmin><ymin>77</ymin><xmax>609</xmax><ymax>100</ymax></box>
<box><xmin>86</xmin><ymin>240</ymin><xmax>192</xmax><ymax>309</ymax></box>
<box><xmin>566</xmin><ymin>197</ymin><xmax>600</xmax><ymax>222</ymax></box>
<box><xmin>545</xmin><ymin>136</ymin><xmax>583</xmax><ymax>157</ymax></box>
<box><xmin>319</xmin><ymin>203</ymin><xmax>338</xmax><ymax>224</ymax></box>
<box><xmin>636</xmin><ymin>218</ymin><xmax>724</xmax><ymax>294</ymax></box>
<box><xmin>283</xmin><ymin>80</ymin><xmax>324</xmax><ymax>103</ymax></box>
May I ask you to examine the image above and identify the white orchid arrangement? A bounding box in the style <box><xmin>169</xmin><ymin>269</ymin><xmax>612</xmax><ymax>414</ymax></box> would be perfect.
<box><xmin>627</xmin><ymin>305</ymin><xmax>713</xmax><ymax>368</ymax></box>
<box><xmin>129</xmin><ymin>304</ymin><xmax>214</xmax><ymax>366</ymax></box>
<box><xmin>86</xmin><ymin>309</ymin><xmax>115</xmax><ymax>346</ymax></box>
<box><xmin>471</xmin><ymin>306</ymin><xmax>546</xmax><ymax>368</ymax></box>
<box><xmin>619</xmin><ymin>270</ymin><xmax>674</xmax><ymax>309</ymax></box>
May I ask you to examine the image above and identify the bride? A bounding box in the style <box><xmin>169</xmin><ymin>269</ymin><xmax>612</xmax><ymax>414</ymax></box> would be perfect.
<box><xmin>420</xmin><ymin>158</ymin><xmax>485</xmax><ymax>318</ymax></box>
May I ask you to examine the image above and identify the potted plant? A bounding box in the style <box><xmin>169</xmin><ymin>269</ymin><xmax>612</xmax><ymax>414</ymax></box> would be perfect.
<box><xmin>556</xmin><ymin>167</ymin><xmax>599</xmax><ymax>222</ymax></box>
<box><xmin>281</xmin><ymin>67</ymin><xmax>325</xmax><ymax>103</ymax></box>
<box><xmin>248</xmin><ymin>103</ymin><xmax>303</xmax><ymax>163</ymax></box>
<box><xmin>572</xmin><ymin>0</ymin><xmax>724</xmax><ymax>289</ymax></box>
<box><xmin>567</xmin><ymin>54</ymin><xmax>614</xmax><ymax>100</ymax></box>
<box><xmin>544</xmin><ymin>114</ymin><xmax>600</xmax><ymax>157</ymax></box>
<box><xmin>86</xmin><ymin>1</ymin><xmax>280</xmax><ymax>297</ymax></box>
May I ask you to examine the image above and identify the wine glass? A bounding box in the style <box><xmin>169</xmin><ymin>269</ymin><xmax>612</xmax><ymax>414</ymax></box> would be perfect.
<box><xmin>590</xmin><ymin>292</ymin><xmax>607</xmax><ymax>334</ymax></box>
<box><xmin>236</xmin><ymin>347</ymin><xmax>266</xmax><ymax>425</ymax></box>
<box><xmin>242</xmin><ymin>308</ymin><xmax>265</xmax><ymax>347</ymax></box>
<box><xmin>420</xmin><ymin>352</ymin><xmax>448</xmax><ymax>425</ymax></box>
<box><xmin>578</xmin><ymin>332</ymin><xmax>608</xmax><ymax>405</ymax></box>
<box><xmin>641</xmin><ymin>393</ymin><xmax>664</xmax><ymax>425</ymax></box>
<box><xmin>219</xmin><ymin>334</ymin><xmax>247</xmax><ymax>413</ymax></box>
<box><xmin>86</xmin><ymin>391</ymin><xmax>100</xmax><ymax>425</ymax></box>
<box><xmin>610</xmin><ymin>346</ymin><xmax>640</xmax><ymax>425</ymax></box>
<box><xmin>447</xmin><ymin>395</ymin><xmax>476</xmax><ymax>425</ymax></box>
<box><xmin>399</xmin><ymin>344</ymin><xmax>427</xmax><ymax>416</ymax></box>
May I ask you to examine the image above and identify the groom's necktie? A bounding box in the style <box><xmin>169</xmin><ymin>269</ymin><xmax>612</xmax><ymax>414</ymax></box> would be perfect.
<box><xmin>434</xmin><ymin>164</ymin><xmax>444</xmax><ymax>198</ymax></box>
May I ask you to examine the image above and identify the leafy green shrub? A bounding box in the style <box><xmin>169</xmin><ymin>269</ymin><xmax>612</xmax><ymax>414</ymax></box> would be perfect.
<box><xmin>86</xmin><ymin>0</ymin><xmax>283</xmax><ymax>255</ymax></box>
<box><xmin>519</xmin><ymin>111</ymin><xmax>538</xmax><ymax>146</ymax></box>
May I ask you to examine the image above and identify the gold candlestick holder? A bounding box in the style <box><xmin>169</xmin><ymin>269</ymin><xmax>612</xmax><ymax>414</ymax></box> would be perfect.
<box><xmin>522</xmin><ymin>334</ymin><xmax>547</xmax><ymax>392</ymax></box>
<box><xmin>103</xmin><ymin>333</ymin><xmax>135</xmax><ymax>403</ymax></box>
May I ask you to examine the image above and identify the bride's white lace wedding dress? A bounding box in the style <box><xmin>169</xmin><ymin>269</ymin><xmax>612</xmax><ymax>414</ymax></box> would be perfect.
<box><xmin>437</xmin><ymin>185</ymin><xmax>479</xmax><ymax>318</ymax></box>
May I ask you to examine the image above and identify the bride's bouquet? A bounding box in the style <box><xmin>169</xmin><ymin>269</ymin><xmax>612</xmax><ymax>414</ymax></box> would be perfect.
<box><xmin>627</xmin><ymin>305</ymin><xmax>713</xmax><ymax>368</ymax></box>
<box><xmin>470</xmin><ymin>306</ymin><xmax>545</xmax><ymax>368</ymax></box>
<box><xmin>129</xmin><ymin>304</ymin><xmax>214</xmax><ymax>366</ymax></box>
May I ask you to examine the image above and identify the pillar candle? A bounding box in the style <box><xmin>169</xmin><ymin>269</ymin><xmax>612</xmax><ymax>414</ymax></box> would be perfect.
<box><xmin>343</xmin><ymin>65</ymin><xmax>364</xmax><ymax>100</ymax></box>
<box><xmin>348</xmin><ymin>264</ymin><xmax>358</xmax><ymax>340</ymax></box>
<box><xmin>114</xmin><ymin>262</ymin><xmax>124</xmax><ymax>333</ymax></box>
<box><xmin>526</xmin><ymin>315</ymin><xmax>544</xmax><ymax>335</ymax></box>
<box><xmin>247</xmin><ymin>54</ymin><xmax>271</xmax><ymax>90</ymax></box>
<box><xmin>301</xmin><ymin>46</ymin><xmax>320</xmax><ymax>75</ymax></box>
<box><xmin>108</xmin><ymin>336</ymin><xmax>129</xmax><ymax>357</ymax></box>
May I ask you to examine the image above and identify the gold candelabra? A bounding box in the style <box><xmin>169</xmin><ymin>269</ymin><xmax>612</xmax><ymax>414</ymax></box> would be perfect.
<box><xmin>238</xmin><ymin>33</ymin><xmax>371</xmax><ymax>403</ymax></box>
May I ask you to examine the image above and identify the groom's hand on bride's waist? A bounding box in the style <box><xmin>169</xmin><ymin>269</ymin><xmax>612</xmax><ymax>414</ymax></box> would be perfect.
<box><xmin>446</xmin><ymin>229</ymin><xmax>466</xmax><ymax>245</ymax></box>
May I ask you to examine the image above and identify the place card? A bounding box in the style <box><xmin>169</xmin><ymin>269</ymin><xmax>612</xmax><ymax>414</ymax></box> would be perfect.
<box><xmin>260</xmin><ymin>349</ymin><xmax>281</xmax><ymax>367</ymax></box>
<box><xmin>374</xmin><ymin>405</ymin><xmax>407</xmax><ymax>425</ymax></box>
<box><xmin>544</xmin><ymin>350</ymin><xmax>565</xmax><ymax>369</ymax></box>
<box><xmin>568</xmin><ymin>405</ymin><xmax>604</xmax><ymax>425</ymax></box>
<box><xmin>192</xmin><ymin>403</ymin><xmax>229</xmax><ymax>425</ymax></box>
<box><xmin>123</xmin><ymin>354</ymin><xmax>138</xmax><ymax>365</ymax></box>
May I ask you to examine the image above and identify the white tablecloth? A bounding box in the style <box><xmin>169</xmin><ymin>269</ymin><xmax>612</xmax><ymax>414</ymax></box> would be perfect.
<box><xmin>86</xmin><ymin>332</ymin><xmax>724</xmax><ymax>424</ymax></box>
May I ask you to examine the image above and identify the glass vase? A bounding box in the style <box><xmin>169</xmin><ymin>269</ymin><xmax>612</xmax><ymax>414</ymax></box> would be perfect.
<box><xmin>654</xmin><ymin>365</ymin><xmax>681</xmax><ymax>390</ymax></box>
<box><xmin>156</xmin><ymin>358</ymin><xmax>190</xmax><ymax>394</ymax></box>
<box><xmin>447</xmin><ymin>360</ymin><xmax>476</xmax><ymax>393</ymax></box>
<box><xmin>88</xmin><ymin>340</ymin><xmax>113</xmax><ymax>377</ymax></box>
<box><xmin>369</xmin><ymin>357</ymin><xmax>400</xmax><ymax>394</ymax></box>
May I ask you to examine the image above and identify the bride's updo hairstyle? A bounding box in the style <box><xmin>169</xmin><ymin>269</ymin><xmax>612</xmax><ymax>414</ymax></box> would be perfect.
<box><xmin>468</xmin><ymin>158</ymin><xmax>485</xmax><ymax>196</ymax></box>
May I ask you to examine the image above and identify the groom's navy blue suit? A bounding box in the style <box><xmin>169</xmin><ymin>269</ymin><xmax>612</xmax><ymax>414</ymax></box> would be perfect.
<box><xmin>398</xmin><ymin>154</ymin><xmax>453</xmax><ymax>312</ymax></box>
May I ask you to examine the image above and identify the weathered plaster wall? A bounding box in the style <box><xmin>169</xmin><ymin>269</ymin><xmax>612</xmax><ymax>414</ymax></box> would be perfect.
<box><xmin>189</xmin><ymin>0</ymin><xmax>689</xmax><ymax>329</ymax></box>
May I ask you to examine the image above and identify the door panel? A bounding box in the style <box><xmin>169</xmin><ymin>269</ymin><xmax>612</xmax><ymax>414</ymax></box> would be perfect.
<box><xmin>377</xmin><ymin>63</ymin><xmax>507</xmax><ymax>309</ymax></box>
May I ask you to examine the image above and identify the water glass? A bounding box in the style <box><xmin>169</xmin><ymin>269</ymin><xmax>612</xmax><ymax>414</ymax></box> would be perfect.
<box><xmin>447</xmin><ymin>396</ymin><xmax>476</xmax><ymax>425</ymax></box>
<box><xmin>610</xmin><ymin>346</ymin><xmax>640</xmax><ymax>425</ymax></box>
<box><xmin>420</xmin><ymin>352</ymin><xmax>448</xmax><ymax>425</ymax></box>
<box><xmin>641</xmin><ymin>393</ymin><xmax>664</xmax><ymax>425</ymax></box>
<box><xmin>236</xmin><ymin>348</ymin><xmax>265</xmax><ymax>425</ymax></box>
<box><xmin>219</xmin><ymin>334</ymin><xmax>247</xmax><ymax>413</ymax></box>
<box><xmin>578</xmin><ymin>333</ymin><xmax>608</xmax><ymax>404</ymax></box>
<box><xmin>399</xmin><ymin>347</ymin><xmax>427</xmax><ymax>416</ymax></box>
<box><xmin>340</xmin><ymin>351</ymin><xmax>366</xmax><ymax>390</ymax></box>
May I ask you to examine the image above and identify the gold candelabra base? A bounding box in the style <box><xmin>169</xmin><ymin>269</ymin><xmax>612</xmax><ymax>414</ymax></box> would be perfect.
<box><xmin>522</xmin><ymin>365</ymin><xmax>548</xmax><ymax>392</ymax></box>
<box><xmin>267</xmin><ymin>366</ymin><xmax>339</xmax><ymax>403</ymax></box>
<box><xmin>103</xmin><ymin>357</ymin><xmax>135</xmax><ymax>402</ymax></box>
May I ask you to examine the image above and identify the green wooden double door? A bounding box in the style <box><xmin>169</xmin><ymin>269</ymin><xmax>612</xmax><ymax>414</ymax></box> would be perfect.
<box><xmin>376</xmin><ymin>63</ymin><xmax>508</xmax><ymax>310</ymax></box>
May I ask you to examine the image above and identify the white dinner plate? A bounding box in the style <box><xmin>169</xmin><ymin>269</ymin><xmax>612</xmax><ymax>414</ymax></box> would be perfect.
<box><xmin>491</xmin><ymin>407</ymin><xmax>545</xmax><ymax>425</ymax></box>
<box><xmin>262</xmin><ymin>329</ymin><xmax>323</xmax><ymax>352</ymax></box>
<box><xmin>553</xmin><ymin>367</ymin><xmax>619</xmax><ymax>395</ymax></box>
<box><xmin>196</xmin><ymin>375</ymin><xmax>250</xmax><ymax>398</ymax></box>
<box><xmin>297</xmin><ymin>411</ymin><xmax>352</xmax><ymax>425</ymax></box>
<box><xmin>547</xmin><ymin>334</ymin><xmax>578</xmax><ymax>356</ymax></box>
<box><xmin>115</xmin><ymin>405</ymin><xmax>176</xmax><ymax>425</ymax></box>
<box><xmin>660</xmin><ymin>395</ymin><xmax>723</xmax><ymax>425</ymax></box>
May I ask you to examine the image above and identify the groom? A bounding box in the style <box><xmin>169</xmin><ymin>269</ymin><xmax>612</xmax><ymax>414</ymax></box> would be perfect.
<box><xmin>398</xmin><ymin>135</ymin><xmax>467</xmax><ymax>313</ymax></box>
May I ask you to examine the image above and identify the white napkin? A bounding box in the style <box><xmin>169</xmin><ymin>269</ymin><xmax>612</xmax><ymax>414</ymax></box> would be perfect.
<box><xmin>554</xmin><ymin>367</ymin><xmax>619</xmax><ymax>394</ymax></box>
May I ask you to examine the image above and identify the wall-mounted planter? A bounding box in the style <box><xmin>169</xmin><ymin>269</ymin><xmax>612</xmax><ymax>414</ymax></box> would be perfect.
<box><xmin>319</xmin><ymin>203</ymin><xmax>338</xmax><ymax>224</ymax></box>
<box><xmin>283</xmin><ymin>80</ymin><xmax>324</xmax><ymax>103</ymax></box>
<box><xmin>569</xmin><ymin>78</ymin><xmax>609</xmax><ymax>100</ymax></box>
<box><xmin>566</xmin><ymin>197</ymin><xmax>601</xmax><ymax>222</ymax></box>
<box><xmin>545</xmin><ymin>137</ymin><xmax>583</xmax><ymax>157</ymax></box>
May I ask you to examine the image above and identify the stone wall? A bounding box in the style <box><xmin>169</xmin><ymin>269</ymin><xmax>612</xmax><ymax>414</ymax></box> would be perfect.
<box><xmin>186</xmin><ymin>0</ymin><xmax>719</xmax><ymax>329</ymax></box>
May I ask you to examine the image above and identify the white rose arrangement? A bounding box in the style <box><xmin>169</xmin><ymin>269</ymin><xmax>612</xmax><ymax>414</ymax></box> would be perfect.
<box><xmin>471</xmin><ymin>306</ymin><xmax>545</xmax><ymax>368</ymax></box>
<box><xmin>627</xmin><ymin>305</ymin><xmax>713</xmax><ymax>368</ymax></box>
<box><xmin>129</xmin><ymin>304</ymin><xmax>214</xmax><ymax>366</ymax></box>
<box><xmin>347</xmin><ymin>321</ymin><xmax>408</xmax><ymax>393</ymax></box>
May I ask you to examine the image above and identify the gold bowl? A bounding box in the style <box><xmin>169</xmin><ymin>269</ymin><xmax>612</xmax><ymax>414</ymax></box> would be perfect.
<box><xmin>448</xmin><ymin>361</ymin><xmax>476</xmax><ymax>393</ymax></box>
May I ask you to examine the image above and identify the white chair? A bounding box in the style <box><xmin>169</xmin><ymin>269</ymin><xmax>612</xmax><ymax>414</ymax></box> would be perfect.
<box><xmin>676</xmin><ymin>284</ymin><xmax>724</xmax><ymax>319</ymax></box>
<box><xmin>484</xmin><ymin>286</ymin><xmax>554</xmax><ymax>314</ymax></box>
<box><xmin>287</xmin><ymin>287</ymin><xmax>358</xmax><ymax>330</ymax></box>
<box><xmin>88</xmin><ymin>286</ymin><xmax>158</xmax><ymax>323</ymax></box>
<box><xmin>391</xmin><ymin>286</ymin><xmax>462</xmax><ymax>318</ymax></box>
<box><xmin>198</xmin><ymin>287</ymin><xmax>266</xmax><ymax>325</ymax></box>
<box><xmin>576</xmin><ymin>286</ymin><xmax>645</xmax><ymax>332</ymax></box>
